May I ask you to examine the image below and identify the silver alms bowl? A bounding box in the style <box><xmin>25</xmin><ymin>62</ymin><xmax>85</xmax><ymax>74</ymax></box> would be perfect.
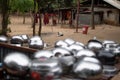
<box><xmin>0</xmin><ymin>35</ymin><xmax>8</xmax><ymax>43</ymax></box>
<box><xmin>73</xmin><ymin>57</ymin><xmax>102</xmax><ymax>79</ymax></box>
<box><xmin>30</xmin><ymin>58</ymin><xmax>62</xmax><ymax>78</ymax></box>
<box><xmin>34</xmin><ymin>50</ymin><xmax>53</xmax><ymax>59</ymax></box>
<box><xmin>54</xmin><ymin>40</ymin><xmax>69</xmax><ymax>48</ymax></box>
<box><xmin>3</xmin><ymin>52</ymin><xmax>31</xmax><ymax>76</ymax></box>
<box><xmin>29</xmin><ymin>36</ymin><xmax>44</xmax><ymax>49</ymax></box>
<box><xmin>68</xmin><ymin>44</ymin><xmax>84</xmax><ymax>55</ymax></box>
<box><xmin>10</xmin><ymin>35</ymin><xmax>24</xmax><ymax>46</ymax></box>
<box><xmin>102</xmin><ymin>40</ymin><xmax>115</xmax><ymax>46</ymax></box>
<box><xmin>64</xmin><ymin>38</ymin><xmax>75</xmax><ymax>45</ymax></box>
<box><xmin>75</xmin><ymin>49</ymin><xmax>96</xmax><ymax>58</ymax></box>
<box><xmin>87</xmin><ymin>39</ymin><xmax>103</xmax><ymax>51</ymax></box>
<box><xmin>52</xmin><ymin>47</ymin><xmax>72</xmax><ymax>57</ymax></box>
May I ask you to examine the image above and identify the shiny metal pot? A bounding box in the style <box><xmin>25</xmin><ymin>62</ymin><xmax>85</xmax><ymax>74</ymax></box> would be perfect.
<box><xmin>10</xmin><ymin>36</ymin><xmax>24</xmax><ymax>46</ymax></box>
<box><xmin>102</xmin><ymin>65</ymin><xmax>118</xmax><ymax>79</ymax></box>
<box><xmin>64</xmin><ymin>38</ymin><xmax>75</xmax><ymax>45</ymax></box>
<box><xmin>68</xmin><ymin>44</ymin><xmax>85</xmax><ymax>55</ymax></box>
<box><xmin>52</xmin><ymin>47</ymin><xmax>72</xmax><ymax>57</ymax></box>
<box><xmin>104</xmin><ymin>43</ymin><xmax>119</xmax><ymax>51</ymax></box>
<box><xmin>3</xmin><ymin>52</ymin><xmax>31</xmax><ymax>76</ymax></box>
<box><xmin>30</xmin><ymin>58</ymin><xmax>62</xmax><ymax>78</ymax></box>
<box><xmin>87</xmin><ymin>39</ymin><xmax>103</xmax><ymax>52</ymax></box>
<box><xmin>20</xmin><ymin>34</ymin><xmax>29</xmax><ymax>43</ymax></box>
<box><xmin>0</xmin><ymin>35</ymin><xmax>8</xmax><ymax>43</ymax></box>
<box><xmin>102</xmin><ymin>40</ymin><xmax>115</xmax><ymax>46</ymax></box>
<box><xmin>29</xmin><ymin>36</ymin><xmax>44</xmax><ymax>49</ymax></box>
<box><xmin>52</xmin><ymin>47</ymin><xmax>75</xmax><ymax>74</ymax></box>
<box><xmin>75</xmin><ymin>41</ymin><xmax>85</xmax><ymax>47</ymax></box>
<box><xmin>54</xmin><ymin>40</ymin><xmax>69</xmax><ymax>48</ymax></box>
<box><xmin>75</xmin><ymin>49</ymin><xmax>96</xmax><ymax>58</ymax></box>
<box><xmin>113</xmin><ymin>45</ymin><xmax>120</xmax><ymax>56</ymax></box>
<box><xmin>59</xmin><ymin>56</ymin><xmax>75</xmax><ymax>66</ymax></box>
<box><xmin>73</xmin><ymin>57</ymin><xmax>102</xmax><ymax>79</ymax></box>
<box><xmin>58</xmin><ymin>56</ymin><xmax>76</xmax><ymax>74</ymax></box>
<box><xmin>34</xmin><ymin>50</ymin><xmax>53</xmax><ymax>59</ymax></box>
<box><xmin>97</xmin><ymin>49</ymin><xmax>116</xmax><ymax>65</ymax></box>
<box><xmin>78</xmin><ymin>57</ymin><xmax>101</xmax><ymax>64</ymax></box>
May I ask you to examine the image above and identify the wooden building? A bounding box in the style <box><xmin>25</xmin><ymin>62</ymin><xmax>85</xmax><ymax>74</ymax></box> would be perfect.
<box><xmin>79</xmin><ymin>0</ymin><xmax>120</xmax><ymax>26</ymax></box>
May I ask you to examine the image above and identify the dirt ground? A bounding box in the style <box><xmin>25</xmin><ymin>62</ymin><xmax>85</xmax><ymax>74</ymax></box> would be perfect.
<box><xmin>8</xmin><ymin>16</ymin><xmax>120</xmax><ymax>44</ymax></box>
<box><xmin>8</xmin><ymin>15</ymin><xmax>120</xmax><ymax>80</ymax></box>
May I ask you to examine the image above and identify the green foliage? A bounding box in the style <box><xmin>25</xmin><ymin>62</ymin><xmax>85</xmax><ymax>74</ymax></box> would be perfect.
<box><xmin>10</xmin><ymin>0</ymin><xmax>34</xmax><ymax>13</ymax></box>
<box><xmin>1</xmin><ymin>0</ymin><xmax>88</xmax><ymax>14</ymax></box>
<box><xmin>9</xmin><ymin>0</ymin><xmax>86</xmax><ymax>13</ymax></box>
<box><xmin>0</xmin><ymin>0</ymin><xmax>1</xmax><ymax>9</ymax></box>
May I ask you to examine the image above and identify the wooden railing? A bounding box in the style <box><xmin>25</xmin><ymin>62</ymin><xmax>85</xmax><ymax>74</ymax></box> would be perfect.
<box><xmin>0</xmin><ymin>42</ymin><xmax>37</xmax><ymax>63</ymax></box>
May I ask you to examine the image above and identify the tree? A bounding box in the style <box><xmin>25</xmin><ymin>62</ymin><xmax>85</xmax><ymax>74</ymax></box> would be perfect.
<box><xmin>1</xmin><ymin>0</ymin><xmax>9</xmax><ymax>36</ymax></box>
<box><xmin>76</xmin><ymin>0</ymin><xmax>80</xmax><ymax>32</ymax></box>
<box><xmin>10</xmin><ymin>0</ymin><xmax>34</xmax><ymax>24</ymax></box>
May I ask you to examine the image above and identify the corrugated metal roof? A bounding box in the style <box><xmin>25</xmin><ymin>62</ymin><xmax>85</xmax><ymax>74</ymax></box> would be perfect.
<box><xmin>104</xmin><ymin>0</ymin><xmax>120</xmax><ymax>9</ymax></box>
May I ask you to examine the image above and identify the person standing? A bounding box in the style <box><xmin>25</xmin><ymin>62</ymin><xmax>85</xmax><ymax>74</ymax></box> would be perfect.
<box><xmin>43</xmin><ymin>13</ymin><xmax>49</xmax><ymax>25</ymax></box>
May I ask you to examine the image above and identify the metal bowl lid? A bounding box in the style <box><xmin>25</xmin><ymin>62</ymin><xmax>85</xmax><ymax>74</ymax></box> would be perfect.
<box><xmin>52</xmin><ymin>47</ymin><xmax>72</xmax><ymax>57</ymax></box>
<box><xmin>54</xmin><ymin>40</ymin><xmax>69</xmax><ymax>48</ymax></box>
<box><xmin>102</xmin><ymin>40</ymin><xmax>115</xmax><ymax>46</ymax></box>
<box><xmin>75</xmin><ymin>41</ymin><xmax>85</xmax><ymax>47</ymax></box>
<box><xmin>68</xmin><ymin>44</ymin><xmax>84</xmax><ymax>53</ymax></box>
<box><xmin>64</xmin><ymin>38</ymin><xmax>75</xmax><ymax>45</ymax></box>
<box><xmin>30</xmin><ymin>36</ymin><xmax>42</xmax><ymax>41</ymax></box>
<box><xmin>11</xmin><ymin>36</ymin><xmax>23</xmax><ymax>41</ymax></box>
<box><xmin>75</xmin><ymin>49</ymin><xmax>96</xmax><ymax>58</ymax></box>
<box><xmin>87</xmin><ymin>39</ymin><xmax>103</xmax><ymax>50</ymax></box>
<box><xmin>34</xmin><ymin>50</ymin><xmax>53</xmax><ymax>59</ymax></box>
<box><xmin>79</xmin><ymin>56</ymin><xmax>101</xmax><ymax>64</ymax></box>
<box><xmin>29</xmin><ymin>39</ymin><xmax>43</xmax><ymax>45</ymax></box>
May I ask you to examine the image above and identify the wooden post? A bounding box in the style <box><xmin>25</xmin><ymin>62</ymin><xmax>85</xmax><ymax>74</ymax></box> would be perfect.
<box><xmin>91</xmin><ymin>0</ymin><xmax>95</xmax><ymax>29</ymax></box>
<box><xmin>76</xmin><ymin>0</ymin><xmax>80</xmax><ymax>32</ymax></box>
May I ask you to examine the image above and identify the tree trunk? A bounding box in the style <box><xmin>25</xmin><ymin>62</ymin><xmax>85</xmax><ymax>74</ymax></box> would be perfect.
<box><xmin>1</xmin><ymin>0</ymin><xmax>9</xmax><ymax>36</ymax></box>
<box><xmin>23</xmin><ymin>13</ymin><xmax>26</xmax><ymax>24</ymax></box>
<box><xmin>76</xmin><ymin>0</ymin><xmax>80</xmax><ymax>32</ymax></box>
<box><xmin>30</xmin><ymin>10</ymin><xmax>34</xmax><ymax>27</ymax></box>
<box><xmin>91</xmin><ymin>0</ymin><xmax>95</xmax><ymax>29</ymax></box>
<box><xmin>32</xmin><ymin>0</ymin><xmax>36</xmax><ymax>36</ymax></box>
<box><xmin>38</xmin><ymin>1</ymin><xmax>42</xmax><ymax>36</ymax></box>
